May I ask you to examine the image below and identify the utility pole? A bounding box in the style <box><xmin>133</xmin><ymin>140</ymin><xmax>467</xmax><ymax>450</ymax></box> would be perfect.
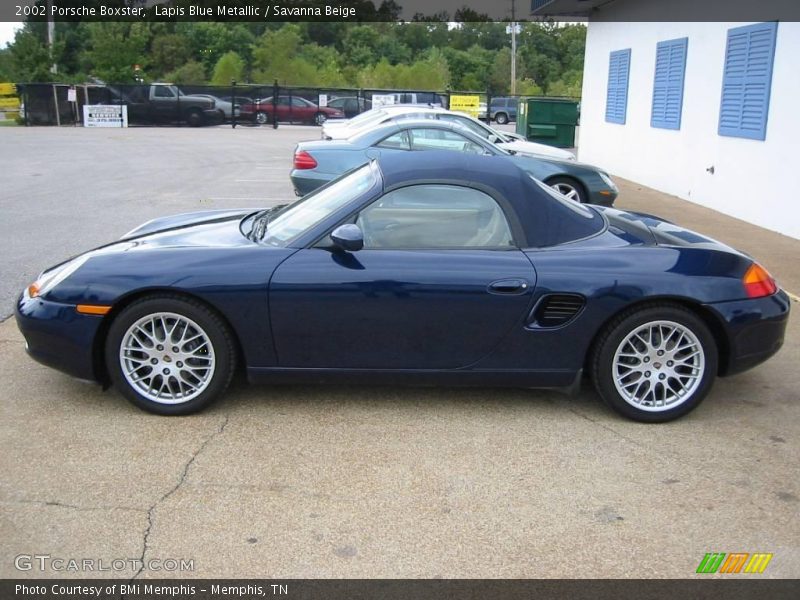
<box><xmin>510</xmin><ymin>0</ymin><xmax>517</xmax><ymax>95</ymax></box>
<box><xmin>47</xmin><ymin>0</ymin><xmax>57</xmax><ymax>74</ymax></box>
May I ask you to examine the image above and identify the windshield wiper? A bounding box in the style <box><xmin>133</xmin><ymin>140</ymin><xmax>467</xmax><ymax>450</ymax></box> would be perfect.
<box><xmin>248</xmin><ymin>204</ymin><xmax>287</xmax><ymax>241</ymax></box>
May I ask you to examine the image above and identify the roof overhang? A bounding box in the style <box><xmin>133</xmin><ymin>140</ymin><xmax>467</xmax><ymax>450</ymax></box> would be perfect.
<box><xmin>530</xmin><ymin>0</ymin><xmax>613</xmax><ymax>18</ymax></box>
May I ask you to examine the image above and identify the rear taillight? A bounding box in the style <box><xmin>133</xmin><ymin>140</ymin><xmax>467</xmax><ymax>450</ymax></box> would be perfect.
<box><xmin>293</xmin><ymin>150</ymin><xmax>317</xmax><ymax>170</ymax></box>
<box><xmin>743</xmin><ymin>263</ymin><xmax>777</xmax><ymax>298</ymax></box>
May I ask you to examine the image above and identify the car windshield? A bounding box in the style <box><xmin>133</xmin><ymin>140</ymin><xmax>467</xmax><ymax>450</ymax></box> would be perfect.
<box><xmin>261</xmin><ymin>164</ymin><xmax>377</xmax><ymax>246</ymax></box>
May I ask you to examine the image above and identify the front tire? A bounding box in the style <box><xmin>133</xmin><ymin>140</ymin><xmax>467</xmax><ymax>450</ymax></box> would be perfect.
<box><xmin>186</xmin><ymin>110</ymin><xmax>203</xmax><ymax>127</ymax></box>
<box><xmin>255</xmin><ymin>111</ymin><xmax>270</xmax><ymax>125</ymax></box>
<box><xmin>495</xmin><ymin>112</ymin><xmax>509</xmax><ymax>125</ymax></box>
<box><xmin>591</xmin><ymin>304</ymin><xmax>718</xmax><ymax>422</ymax></box>
<box><xmin>314</xmin><ymin>112</ymin><xmax>327</xmax><ymax>126</ymax></box>
<box><xmin>105</xmin><ymin>296</ymin><xmax>235</xmax><ymax>415</ymax></box>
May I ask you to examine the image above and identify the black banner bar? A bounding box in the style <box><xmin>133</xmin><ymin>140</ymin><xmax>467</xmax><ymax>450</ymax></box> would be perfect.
<box><xmin>4</xmin><ymin>0</ymin><xmax>800</xmax><ymax>23</ymax></box>
<box><xmin>2</xmin><ymin>579</ymin><xmax>800</xmax><ymax>600</ymax></box>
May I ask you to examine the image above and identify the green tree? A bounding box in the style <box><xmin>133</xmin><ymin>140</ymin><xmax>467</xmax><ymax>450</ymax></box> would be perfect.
<box><xmin>211</xmin><ymin>51</ymin><xmax>244</xmax><ymax>86</ymax></box>
<box><xmin>83</xmin><ymin>23</ymin><xmax>148</xmax><ymax>83</ymax></box>
<box><xmin>8</xmin><ymin>25</ymin><xmax>57</xmax><ymax>82</ymax></box>
<box><xmin>149</xmin><ymin>33</ymin><xmax>191</xmax><ymax>77</ymax></box>
<box><xmin>164</xmin><ymin>60</ymin><xmax>206</xmax><ymax>85</ymax></box>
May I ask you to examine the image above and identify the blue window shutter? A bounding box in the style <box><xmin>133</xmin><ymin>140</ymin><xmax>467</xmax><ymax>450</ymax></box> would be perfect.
<box><xmin>719</xmin><ymin>22</ymin><xmax>778</xmax><ymax>141</ymax></box>
<box><xmin>605</xmin><ymin>49</ymin><xmax>631</xmax><ymax>124</ymax></box>
<box><xmin>651</xmin><ymin>37</ymin><xmax>688</xmax><ymax>130</ymax></box>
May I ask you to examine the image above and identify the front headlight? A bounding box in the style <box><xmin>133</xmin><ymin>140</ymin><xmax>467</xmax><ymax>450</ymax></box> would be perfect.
<box><xmin>599</xmin><ymin>171</ymin><xmax>618</xmax><ymax>192</ymax></box>
<box><xmin>27</xmin><ymin>255</ymin><xmax>90</xmax><ymax>299</ymax></box>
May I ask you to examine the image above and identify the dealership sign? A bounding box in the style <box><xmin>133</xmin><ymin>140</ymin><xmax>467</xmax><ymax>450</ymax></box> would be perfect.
<box><xmin>449</xmin><ymin>94</ymin><xmax>481</xmax><ymax>118</ymax></box>
<box><xmin>372</xmin><ymin>94</ymin><xmax>395</xmax><ymax>107</ymax></box>
<box><xmin>83</xmin><ymin>105</ymin><xmax>128</xmax><ymax>127</ymax></box>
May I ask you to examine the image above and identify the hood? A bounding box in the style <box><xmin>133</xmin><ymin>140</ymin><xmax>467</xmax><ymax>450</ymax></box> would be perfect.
<box><xmin>323</xmin><ymin>127</ymin><xmax>355</xmax><ymax>140</ymax></box>
<box><xmin>121</xmin><ymin>209</ymin><xmax>255</xmax><ymax>240</ymax></box>
<box><xmin>497</xmin><ymin>140</ymin><xmax>576</xmax><ymax>161</ymax></box>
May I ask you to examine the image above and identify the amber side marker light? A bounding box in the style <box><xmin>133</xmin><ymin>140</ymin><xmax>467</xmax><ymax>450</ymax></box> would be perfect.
<box><xmin>76</xmin><ymin>304</ymin><xmax>111</xmax><ymax>316</ymax></box>
<box><xmin>743</xmin><ymin>263</ymin><xmax>777</xmax><ymax>299</ymax></box>
<box><xmin>27</xmin><ymin>283</ymin><xmax>40</xmax><ymax>298</ymax></box>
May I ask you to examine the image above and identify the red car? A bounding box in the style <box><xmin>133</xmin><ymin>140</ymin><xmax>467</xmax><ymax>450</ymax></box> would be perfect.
<box><xmin>240</xmin><ymin>96</ymin><xmax>344</xmax><ymax>125</ymax></box>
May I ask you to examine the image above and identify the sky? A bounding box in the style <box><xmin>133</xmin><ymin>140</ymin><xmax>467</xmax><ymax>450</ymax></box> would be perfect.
<box><xmin>0</xmin><ymin>22</ymin><xmax>21</xmax><ymax>48</ymax></box>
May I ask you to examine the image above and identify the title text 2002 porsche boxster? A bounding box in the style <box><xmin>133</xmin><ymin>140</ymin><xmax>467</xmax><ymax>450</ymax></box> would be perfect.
<box><xmin>17</xmin><ymin>153</ymin><xmax>789</xmax><ymax>421</ymax></box>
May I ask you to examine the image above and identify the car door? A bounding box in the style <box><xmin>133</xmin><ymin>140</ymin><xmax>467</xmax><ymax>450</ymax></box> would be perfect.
<box><xmin>269</xmin><ymin>184</ymin><xmax>537</xmax><ymax>369</ymax></box>
<box><xmin>151</xmin><ymin>85</ymin><xmax>178</xmax><ymax>121</ymax></box>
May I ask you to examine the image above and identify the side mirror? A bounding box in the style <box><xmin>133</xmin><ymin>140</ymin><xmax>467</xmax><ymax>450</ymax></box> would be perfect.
<box><xmin>331</xmin><ymin>224</ymin><xmax>364</xmax><ymax>252</ymax></box>
<box><xmin>488</xmin><ymin>133</ymin><xmax>500</xmax><ymax>144</ymax></box>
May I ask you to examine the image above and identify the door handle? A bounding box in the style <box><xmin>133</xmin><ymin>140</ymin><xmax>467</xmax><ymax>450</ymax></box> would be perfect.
<box><xmin>488</xmin><ymin>279</ymin><xmax>529</xmax><ymax>295</ymax></box>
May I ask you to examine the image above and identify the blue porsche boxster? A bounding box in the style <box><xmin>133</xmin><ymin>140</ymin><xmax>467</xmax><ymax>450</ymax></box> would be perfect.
<box><xmin>17</xmin><ymin>153</ymin><xmax>789</xmax><ymax>421</ymax></box>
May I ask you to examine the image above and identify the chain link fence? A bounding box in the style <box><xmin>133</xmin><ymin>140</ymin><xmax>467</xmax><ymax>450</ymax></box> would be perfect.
<box><xmin>15</xmin><ymin>82</ymin><xmax>491</xmax><ymax>128</ymax></box>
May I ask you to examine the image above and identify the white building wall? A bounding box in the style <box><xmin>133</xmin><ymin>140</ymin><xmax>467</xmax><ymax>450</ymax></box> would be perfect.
<box><xmin>579</xmin><ymin>21</ymin><xmax>800</xmax><ymax>239</ymax></box>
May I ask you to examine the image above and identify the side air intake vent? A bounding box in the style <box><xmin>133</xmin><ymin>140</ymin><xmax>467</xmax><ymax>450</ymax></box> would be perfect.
<box><xmin>533</xmin><ymin>294</ymin><xmax>585</xmax><ymax>328</ymax></box>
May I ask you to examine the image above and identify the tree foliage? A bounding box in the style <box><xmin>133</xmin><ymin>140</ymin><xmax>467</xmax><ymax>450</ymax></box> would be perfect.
<box><xmin>4</xmin><ymin>20</ymin><xmax>586</xmax><ymax>97</ymax></box>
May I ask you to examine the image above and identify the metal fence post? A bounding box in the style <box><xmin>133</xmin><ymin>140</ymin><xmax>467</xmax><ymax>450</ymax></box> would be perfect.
<box><xmin>231</xmin><ymin>79</ymin><xmax>237</xmax><ymax>129</ymax></box>
<box><xmin>52</xmin><ymin>84</ymin><xmax>61</xmax><ymax>126</ymax></box>
<box><xmin>272</xmin><ymin>79</ymin><xmax>279</xmax><ymax>129</ymax></box>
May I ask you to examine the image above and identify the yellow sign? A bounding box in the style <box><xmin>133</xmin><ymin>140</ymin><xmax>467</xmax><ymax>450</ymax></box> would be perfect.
<box><xmin>0</xmin><ymin>97</ymin><xmax>20</xmax><ymax>109</ymax></box>
<box><xmin>0</xmin><ymin>83</ymin><xmax>17</xmax><ymax>96</ymax></box>
<box><xmin>450</xmin><ymin>94</ymin><xmax>481</xmax><ymax>118</ymax></box>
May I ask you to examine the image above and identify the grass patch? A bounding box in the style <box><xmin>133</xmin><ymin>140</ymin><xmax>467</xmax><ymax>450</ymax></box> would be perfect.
<box><xmin>0</xmin><ymin>120</ymin><xmax>20</xmax><ymax>126</ymax></box>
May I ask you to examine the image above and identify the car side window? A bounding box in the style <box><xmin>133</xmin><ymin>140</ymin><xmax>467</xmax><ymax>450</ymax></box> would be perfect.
<box><xmin>154</xmin><ymin>87</ymin><xmax>174</xmax><ymax>98</ymax></box>
<box><xmin>278</xmin><ymin>97</ymin><xmax>292</xmax><ymax>106</ymax></box>
<box><xmin>291</xmin><ymin>97</ymin><xmax>307</xmax><ymax>107</ymax></box>
<box><xmin>408</xmin><ymin>128</ymin><xmax>487</xmax><ymax>154</ymax></box>
<box><xmin>376</xmin><ymin>130</ymin><xmax>411</xmax><ymax>150</ymax></box>
<box><xmin>356</xmin><ymin>185</ymin><xmax>514</xmax><ymax>249</ymax></box>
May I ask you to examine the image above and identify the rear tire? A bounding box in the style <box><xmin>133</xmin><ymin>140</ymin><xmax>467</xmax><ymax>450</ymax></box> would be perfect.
<box><xmin>591</xmin><ymin>303</ymin><xmax>718</xmax><ymax>422</ymax></box>
<box><xmin>495</xmin><ymin>112</ymin><xmax>509</xmax><ymax>125</ymax></box>
<box><xmin>105</xmin><ymin>296</ymin><xmax>235</xmax><ymax>415</ymax></box>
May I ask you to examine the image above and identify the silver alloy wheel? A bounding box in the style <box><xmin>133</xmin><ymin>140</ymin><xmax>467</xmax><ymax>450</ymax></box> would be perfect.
<box><xmin>255</xmin><ymin>112</ymin><xmax>268</xmax><ymax>125</ymax></box>
<box><xmin>551</xmin><ymin>182</ymin><xmax>581</xmax><ymax>202</ymax></box>
<box><xmin>119</xmin><ymin>312</ymin><xmax>216</xmax><ymax>405</ymax></box>
<box><xmin>315</xmin><ymin>112</ymin><xmax>327</xmax><ymax>125</ymax></box>
<box><xmin>612</xmin><ymin>320</ymin><xmax>705</xmax><ymax>412</ymax></box>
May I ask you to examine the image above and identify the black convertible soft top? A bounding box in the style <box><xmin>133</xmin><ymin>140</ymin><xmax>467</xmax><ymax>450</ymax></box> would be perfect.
<box><xmin>376</xmin><ymin>151</ymin><xmax>605</xmax><ymax>248</ymax></box>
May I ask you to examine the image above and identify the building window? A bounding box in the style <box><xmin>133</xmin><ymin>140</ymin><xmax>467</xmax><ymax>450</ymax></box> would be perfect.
<box><xmin>605</xmin><ymin>49</ymin><xmax>631</xmax><ymax>124</ymax></box>
<box><xmin>651</xmin><ymin>38</ymin><xmax>688</xmax><ymax>130</ymax></box>
<box><xmin>719</xmin><ymin>22</ymin><xmax>778</xmax><ymax>141</ymax></box>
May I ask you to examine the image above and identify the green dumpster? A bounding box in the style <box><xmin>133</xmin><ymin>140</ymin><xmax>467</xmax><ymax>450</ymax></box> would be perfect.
<box><xmin>516</xmin><ymin>97</ymin><xmax>578</xmax><ymax>148</ymax></box>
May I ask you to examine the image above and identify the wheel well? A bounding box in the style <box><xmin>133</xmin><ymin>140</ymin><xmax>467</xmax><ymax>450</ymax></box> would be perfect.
<box><xmin>584</xmin><ymin>297</ymin><xmax>731</xmax><ymax>377</ymax></box>
<box><xmin>91</xmin><ymin>289</ymin><xmax>246</xmax><ymax>386</ymax></box>
<box><xmin>544</xmin><ymin>175</ymin><xmax>588</xmax><ymax>202</ymax></box>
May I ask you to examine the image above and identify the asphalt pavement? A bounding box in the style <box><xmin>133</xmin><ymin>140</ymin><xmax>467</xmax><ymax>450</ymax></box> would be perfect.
<box><xmin>1</xmin><ymin>125</ymin><xmax>798</xmax><ymax>578</ymax></box>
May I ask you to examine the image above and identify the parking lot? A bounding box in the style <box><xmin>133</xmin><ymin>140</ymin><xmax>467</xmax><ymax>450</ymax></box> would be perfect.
<box><xmin>1</xmin><ymin>126</ymin><xmax>799</xmax><ymax>578</ymax></box>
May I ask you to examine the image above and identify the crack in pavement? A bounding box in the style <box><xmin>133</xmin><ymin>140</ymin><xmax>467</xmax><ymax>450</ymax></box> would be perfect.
<box><xmin>131</xmin><ymin>413</ymin><xmax>229</xmax><ymax>581</ymax></box>
<box><xmin>2</xmin><ymin>498</ymin><xmax>146</xmax><ymax>513</ymax></box>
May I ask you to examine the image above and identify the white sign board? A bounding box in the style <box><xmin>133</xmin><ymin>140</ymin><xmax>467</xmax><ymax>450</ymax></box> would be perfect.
<box><xmin>67</xmin><ymin>88</ymin><xmax>77</xmax><ymax>102</ymax></box>
<box><xmin>318</xmin><ymin>94</ymin><xmax>328</xmax><ymax>107</ymax></box>
<box><xmin>372</xmin><ymin>94</ymin><xmax>395</xmax><ymax>108</ymax></box>
<box><xmin>83</xmin><ymin>105</ymin><xmax>128</xmax><ymax>128</ymax></box>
